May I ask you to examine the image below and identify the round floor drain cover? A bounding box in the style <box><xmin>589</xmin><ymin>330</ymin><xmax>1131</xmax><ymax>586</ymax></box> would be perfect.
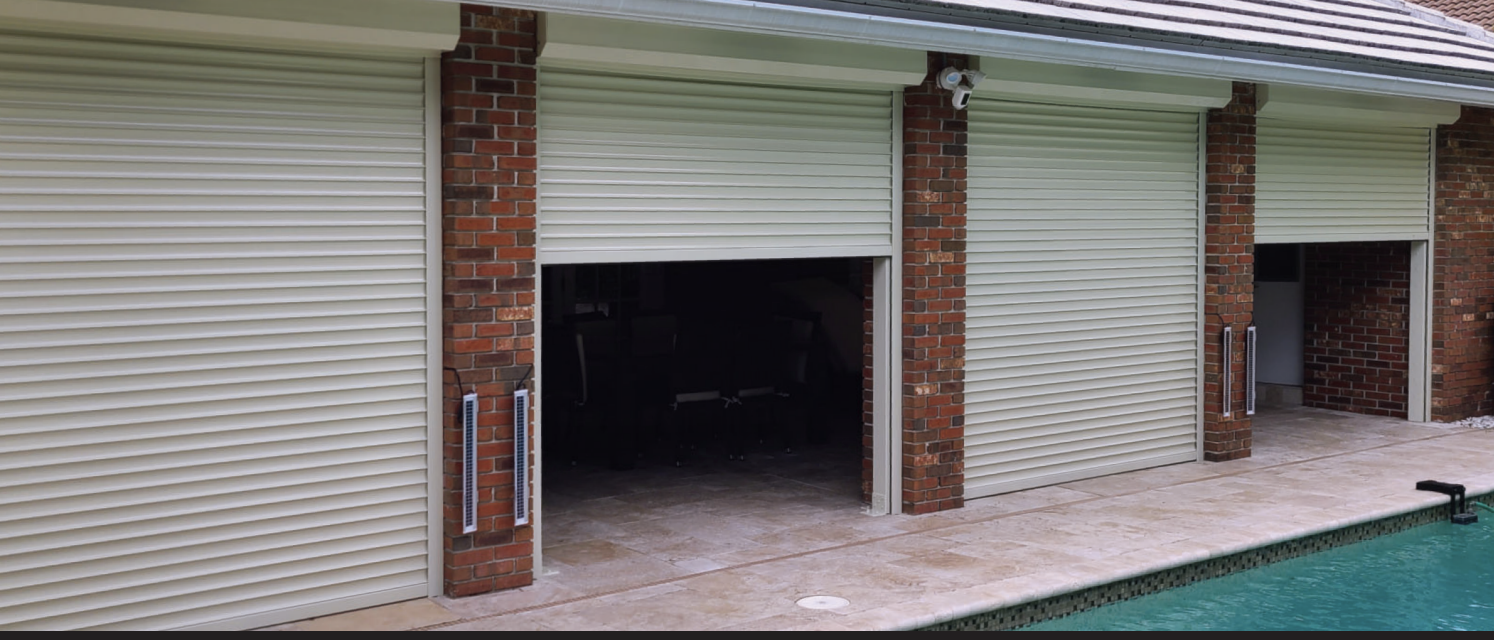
<box><xmin>796</xmin><ymin>595</ymin><xmax>850</xmax><ymax>610</ymax></box>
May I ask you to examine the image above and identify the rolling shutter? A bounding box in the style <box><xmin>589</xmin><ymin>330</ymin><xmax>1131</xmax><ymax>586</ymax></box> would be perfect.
<box><xmin>965</xmin><ymin>99</ymin><xmax>1201</xmax><ymax>499</ymax></box>
<box><xmin>537</xmin><ymin>69</ymin><xmax>895</xmax><ymax>264</ymax></box>
<box><xmin>0</xmin><ymin>31</ymin><xmax>432</xmax><ymax>629</ymax></box>
<box><xmin>1256</xmin><ymin>121</ymin><xmax>1432</xmax><ymax>244</ymax></box>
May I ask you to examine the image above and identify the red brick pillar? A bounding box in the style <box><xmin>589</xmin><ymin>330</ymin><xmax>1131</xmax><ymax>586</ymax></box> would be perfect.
<box><xmin>1433</xmin><ymin>107</ymin><xmax>1494</xmax><ymax>421</ymax></box>
<box><xmin>440</xmin><ymin>3</ymin><xmax>538</xmax><ymax>596</ymax></box>
<box><xmin>900</xmin><ymin>52</ymin><xmax>968</xmax><ymax>514</ymax></box>
<box><xmin>1203</xmin><ymin>82</ymin><xmax>1256</xmax><ymax>461</ymax></box>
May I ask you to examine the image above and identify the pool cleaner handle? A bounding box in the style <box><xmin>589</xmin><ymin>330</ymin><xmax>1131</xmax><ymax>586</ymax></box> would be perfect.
<box><xmin>1416</xmin><ymin>481</ymin><xmax>1478</xmax><ymax>525</ymax></box>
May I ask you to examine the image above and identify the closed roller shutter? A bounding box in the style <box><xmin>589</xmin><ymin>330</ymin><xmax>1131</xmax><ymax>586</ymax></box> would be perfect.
<box><xmin>538</xmin><ymin>69</ymin><xmax>895</xmax><ymax>264</ymax></box>
<box><xmin>0</xmin><ymin>31</ymin><xmax>432</xmax><ymax>629</ymax></box>
<box><xmin>1257</xmin><ymin>121</ymin><xmax>1432</xmax><ymax>243</ymax></box>
<box><xmin>965</xmin><ymin>99</ymin><xmax>1201</xmax><ymax>499</ymax></box>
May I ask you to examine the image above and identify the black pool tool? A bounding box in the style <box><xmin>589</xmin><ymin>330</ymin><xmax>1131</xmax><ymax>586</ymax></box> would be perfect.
<box><xmin>1416</xmin><ymin>481</ymin><xmax>1479</xmax><ymax>525</ymax></box>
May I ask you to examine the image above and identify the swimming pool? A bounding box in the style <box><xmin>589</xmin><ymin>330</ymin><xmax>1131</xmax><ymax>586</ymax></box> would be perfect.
<box><xmin>1022</xmin><ymin>520</ymin><xmax>1494</xmax><ymax>631</ymax></box>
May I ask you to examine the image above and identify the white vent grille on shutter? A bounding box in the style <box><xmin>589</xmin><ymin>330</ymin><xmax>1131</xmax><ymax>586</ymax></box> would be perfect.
<box><xmin>512</xmin><ymin>388</ymin><xmax>529</xmax><ymax>527</ymax></box>
<box><xmin>462</xmin><ymin>392</ymin><xmax>479</xmax><ymax>535</ymax></box>
<box><xmin>1223</xmin><ymin>326</ymin><xmax>1235</xmax><ymax>419</ymax></box>
<box><xmin>1246</xmin><ymin>325</ymin><xmax>1258</xmax><ymax>417</ymax></box>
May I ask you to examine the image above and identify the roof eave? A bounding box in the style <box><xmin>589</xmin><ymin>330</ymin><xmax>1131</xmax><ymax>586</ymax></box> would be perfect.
<box><xmin>449</xmin><ymin>0</ymin><xmax>1494</xmax><ymax>108</ymax></box>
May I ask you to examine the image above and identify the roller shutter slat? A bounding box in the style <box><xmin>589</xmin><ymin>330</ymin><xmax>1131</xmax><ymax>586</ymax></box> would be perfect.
<box><xmin>538</xmin><ymin>69</ymin><xmax>894</xmax><ymax>263</ymax></box>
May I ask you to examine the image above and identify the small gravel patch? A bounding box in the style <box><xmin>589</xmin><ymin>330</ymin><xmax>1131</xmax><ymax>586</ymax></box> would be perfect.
<box><xmin>1453</xmin><ymin>415</ymin><xmax>1494</xmax><ymax>429</ymax></box>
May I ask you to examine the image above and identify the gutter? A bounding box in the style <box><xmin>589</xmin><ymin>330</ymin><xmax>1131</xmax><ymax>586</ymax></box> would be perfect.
<box><xmin>442</xmin><ymin>0</ymin><xmax>1494</xmax><ymax>108</ymax></box>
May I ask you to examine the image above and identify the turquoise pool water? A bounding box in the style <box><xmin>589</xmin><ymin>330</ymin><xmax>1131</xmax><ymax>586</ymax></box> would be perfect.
<box><xmin>1023</xmin><ymin>521</ymin><xmax>1494</xmax><ymax>631</ymax></box>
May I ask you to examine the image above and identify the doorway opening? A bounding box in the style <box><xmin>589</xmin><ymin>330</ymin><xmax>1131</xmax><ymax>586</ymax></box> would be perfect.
<box><xmin>1255</xmin><ymin>242</ymin><xmax>1414</xmax><ymax>418</ymax></box>
<box><xmin>535</xmin><ymin>257</ymin><xmax>875</xmax><ymax>592</ymax></box>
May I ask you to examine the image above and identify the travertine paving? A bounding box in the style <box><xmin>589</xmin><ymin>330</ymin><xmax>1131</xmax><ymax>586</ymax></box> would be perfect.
<box><xmin>272</xmin><ymin>406</ymin><xmax>1494</xmax><ymax>631</ymax></box>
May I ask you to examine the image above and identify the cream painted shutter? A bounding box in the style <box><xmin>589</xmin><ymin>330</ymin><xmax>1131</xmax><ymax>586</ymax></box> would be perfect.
<box><xmin>0</xmin><ymin>31</ymin><xmax>431</xmax><ymax>630</ymax></box>
<box><xmin>965</xmin><ymin>99</ymin><xmax>1201</xmax><ymax>499</ymax></box>
<box><xmin>537</xmin><ymin>69</ymin><xmax>895</xmax><ymax>264</ymax></box>
<box><xmin>1257</xmin><ymin>121</ymin><xmax>1432</xmax><ymax>243</ymax></box>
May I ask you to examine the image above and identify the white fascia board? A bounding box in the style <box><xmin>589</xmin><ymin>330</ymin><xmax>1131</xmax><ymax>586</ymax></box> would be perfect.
<box><xmin>448</xmin><ymin>0</ymin><xmax>1494</xmax><ymax>108</ymax></box>
<box><xmin>980</xmin><ymin>59</ymin><xmax>1233</xmax><ymax>111</ymax></box>
<box><xmin>0</xmin><ymin>0</ymin><xmax>460</xmax><ymax>53</ymax></box>
<box><xmin>1257</xmin><ymin>84</ymin><xmax>1463</xmax><ymax>128</ymax></box>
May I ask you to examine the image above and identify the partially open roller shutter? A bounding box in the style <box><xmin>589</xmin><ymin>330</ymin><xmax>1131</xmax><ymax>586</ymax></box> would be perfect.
<box><xmin>537</xmin><ymin>69</ymin><xmax>895</xmax><ymax>264</ymax></box>
<box><xmin>1257</xmin><ymin>121</ymin><xmax>1432</xmax><ymax>244</ymax></box>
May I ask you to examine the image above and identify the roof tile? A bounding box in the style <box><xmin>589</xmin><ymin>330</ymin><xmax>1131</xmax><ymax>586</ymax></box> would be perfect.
<box><xmin>860</xmin><ymin>0</ymin><xmax>1494</xmax><ymax>78</ymax></box>
<box><xmin>1414</xmin><ymin>0</ymin><xmax>1494</xmax><ymax>30</ymax></box>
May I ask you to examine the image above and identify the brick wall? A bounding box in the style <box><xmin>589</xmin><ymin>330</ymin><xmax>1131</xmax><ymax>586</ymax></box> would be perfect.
<box><xmin>1304</xmin><ymin>242</ymin><xmax>1411</xmax><ymax>418</ymax></box>
<box><xmin>1203</xmin><ymin>82</ymin><xmax>1257</xmax><ymax>461</ymax></box>
<box><xmin>1433</xmin><ymin>107</ymin><xmax>1494</xmax><ymax>421</ymax></box>
<box><xmin>440</xmin><ymin>3</ymin><xmax>538</xmax><ymax>597</ymax></box>
<box><xmin>900</xmin><ymin>52</ymin><xmax>968</xmax><ymax>514</ymax></box>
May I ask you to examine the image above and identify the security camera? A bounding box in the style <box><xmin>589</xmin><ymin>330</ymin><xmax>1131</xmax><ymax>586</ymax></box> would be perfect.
<box><xmin>937</xmin><ymin>66</ymin><xmax>983</xmax><ymax>110</ymax></box>
<box><xmin>938</xmin><ymin>67</ymin><xmax>985</xmax><ymax>89</ymax></box>
<box><xmin>952</xmin><ymin>85</ymin><xmax>973</xmax><ymax>110</ymax></box>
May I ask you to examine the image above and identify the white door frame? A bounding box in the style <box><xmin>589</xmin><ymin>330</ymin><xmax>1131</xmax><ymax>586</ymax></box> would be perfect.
<box><xmin>1195</xmin><ymin>112</ymin><xmax>1207</xmax><ymax>461</ymax></box>
<box><xmin>1409</xmin><ymin>130</ymin><xmax>1436</xmax><ymax>423</ymax></box>
<box><xmin>424</xmin><ymin>55</ymin><xmax>446</xmax><ymax>597</ymax></box>
<box><xmin>1410</xmin><ymin>239</ymin><xmax>1431</xmax><ymax>422</ymax></box>
<box><xmin>870</xmin><ymin>256</ymin><xmax>897</xmax><ymax>516</ymax></box>
<box><xmin>528</xmin><ymin>86</ymin><xmax>905</xmax><ymax>568</ymax></box>
<box><xmin>872</xmin><ymin>88</ymin><xmax>905</xmax><ymax>517</ymax></box>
